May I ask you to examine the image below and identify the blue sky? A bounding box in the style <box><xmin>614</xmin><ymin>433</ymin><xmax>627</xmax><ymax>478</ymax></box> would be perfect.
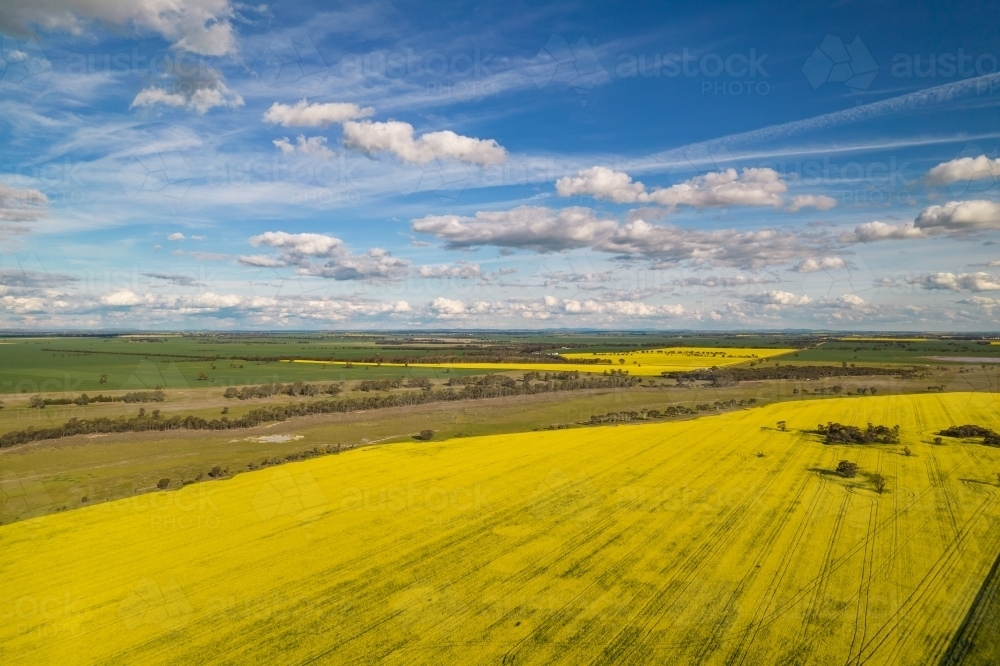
<box><xmin>2</xmin><ymin>0</ymin><xmax>1000</xmax><ymax>330</ymax></box>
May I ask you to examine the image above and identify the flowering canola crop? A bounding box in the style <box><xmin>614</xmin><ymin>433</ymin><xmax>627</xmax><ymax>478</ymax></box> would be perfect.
<box><xmin>3</xmin><ymin>392</ymin><xmax>999</xmax><ymax>664</ymax></box>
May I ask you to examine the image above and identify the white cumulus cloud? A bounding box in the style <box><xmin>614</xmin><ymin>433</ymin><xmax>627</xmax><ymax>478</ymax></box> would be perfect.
<box><xmin>925</xmin><ymin>155</ymin><xmax>1000</xmax><ymax>185</ymax></box>
<box><xmin>555</xmin><ymin>166</ymin><xmax>647</xmax><ymax>204</ymax></box>
<box><xmin>418</xmin><ymin>261</ymin><xmax>481</xmax><ymax>279</ymax></box>
<box><xmin>556</xmin><ymin>166</ymin><xmax>789</xmax><ymax>210</ymax></box>
<box><xmin>0</xmin><ymin>183</ymin><xmax>47</xmax><ymax>221</ymax></box>
<box><xmin>792</xmin><ymin>257</ymin><xmax>847</xmax><ymax>273</ymax></box>
<box><xmin>263</xmin><ymin>100</ymin><xmax>374</xmax><ymax>127</ymax></box>
<box><xmin>744</xmin><ymin>290</ymin><xmax>813</xmax><ymax>306</ymax></box>
<box><xmin>0</xmin><ymin>0</ymin><xmax>237</xmax><ymax>55</ymax></box>
<box><xmin>272</xmin><ymin>135</ymin><xmax>335</xmax><ymax>158</ymax></box>
<box><xmin>841</xmin><ymin>220</ymin><xmax>927</xmax><ymax>243</ymax></box>
<box><xmin>844</xmin><ymin>201</ymin><xmax>1000</xmax><ymax>243</ymax></box>
<box><xmin>787</xmin><ymin>194</ymin><xmax>838</xmax><ymax>212</ymax></box>
<box><xmin>600</xmin><ymin>219</ymin><xmax>829</xmax><ymax>269</ymax></box>
<box><xmin>343</xmin><ymin>120</ymin><xmax>507</xmax><ymax>166</ymax></box>
<box><xmin>412</xmin><ymin>206</ymin><xmax>617</xmax><ymax>252</ymax></box>
<box><xmin>908</xmin><ymin>272</ymin><xmax>1000</xmax><ymax>292</ymax></box>
<box><xmin>914</xmin><ymin>200</ymin><xmax>1000</xmax><ymax>232</ymax></box>
<box><xmin>242</xmin><ymin>231</ymin><xmax>409</xmax><ymax>281</ymax></box>
<box><xmin>131</xmin><ymin>67</ymin><xmax>243</xmax><ymax>114</ymax></box>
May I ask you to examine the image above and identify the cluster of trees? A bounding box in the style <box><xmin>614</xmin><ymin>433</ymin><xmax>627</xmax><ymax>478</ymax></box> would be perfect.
<box><xmin>836</xmin><ymin>460</ymin><xmax>858</xmax><ymax>477</ymax></box>
<box><xmin>28</xmin><ymin>390</ymin><xmax>166</xmax><ymax>408</ymax></box>
<box><xmin>665</xmin><ymin>365</ymin><xmax>913</xmax><ymax>387</ymax></box>
<box><xmin>794</xmin><ymin>386</ymin><xmax>846</xmax><ymax>396</ymax></box>
<box><xmin>223</xmin><ymin>381</ymin><xmax>342</xmax><ymax>400</ymax></box>
<box><xmin>587</xmin><ymin>398</ymin><xmax>757</xmax><ymax>424</ymax></box>
<box><xmin>833</xmin><ymin>461</ymin><xmax>886</xmax><ymax>492</ymax></box>
<box><xmin>355</xmin><ymin>379</ymin><xmax>402</xmax><ymax>391</ymax></box>
<box><xmin>247</xmin><ymin>444</ymin><xmax>347</xmax><ymax>471</ymax></box>
<box><xmin>445</xmin><ymin>374</ymin><xmax>510</xmax><ymax>387</ymax></box>
<box><xmin>522</xmin><ymin>370</ymin><xmax>595</xmax><ymax>381</ymax></box>
<box><xmin>938</xmin><ymin>424</ymin><xmax>1000</xmax><ymax>446</ymax></box>
<box><xmin>406</xmin><ymin>377</ymin><xmax>433</xmax><ymax>390</ymax></box>
<box><xmin>820</xmin><ymin>422</ymin><xmax>900</xmax><ymax>444</ymax></box>
<box><xmin>0</xmin><ymin>371</ymin><xmax>641</xmax><ymax>449</ymax></box>
<box><xmin>353</xmin><ymin>377</ymin><xmax>433</xmax><ymax>391</ymax></box>
<box><xmin>588</xmin><ymin>408</ymin><xmax>686</xmax><ymax>424</ymax></box>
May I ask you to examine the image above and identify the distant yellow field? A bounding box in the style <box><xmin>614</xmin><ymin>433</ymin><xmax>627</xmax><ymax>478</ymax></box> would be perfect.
<box><xmin>289</xmin><ymin>346</ymin><xmax>793</xmax><ymax>376</ymax></box>
<box><xmin>3</xmin><ymin>392</ymin><xmax>1000</xmax><ymax>664</ymax></box>
<box><xmin>562</xmin><ymin>346</ymin><xmax>793</xmax><ymax>365</ymax></box>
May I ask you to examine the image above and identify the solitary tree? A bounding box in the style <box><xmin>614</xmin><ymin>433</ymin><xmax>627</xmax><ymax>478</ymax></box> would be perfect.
<box><xmin>871</xmin><ymin>473</ymin><xmax>886</xmax><ymax>493</ymax></box>
<box><xmin>157</xmin><ymin>478</ymin><xmax>170</xmax><ymax>490</ymax></box>
<box><xmin>777</xmin><ymin>421</ymin><xmax>787</xmax><ymax>431</ymax></box>
<box><xmin>836</xmin><ymin>460</ymin><xmax>858</xmax><ymax>478</ymax></box>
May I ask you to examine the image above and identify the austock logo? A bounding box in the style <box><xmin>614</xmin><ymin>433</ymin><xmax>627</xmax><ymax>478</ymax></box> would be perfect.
<box><xmin>1</xmin><ymin>469</ymin><xmax>54</xmax><ymax>520</ymax></box>
<box><xmin>251</xmin><ymin>467</ymin><xmax>328</xmax><ymax>522</ymax></box>
<box><xmin>248</xmin><ymin>32</ymin><xmax>330</xmax><ymax>92</ymax></box>
<box><xmin>528</xmin><ymin>469</ymin><xmax>601</xmax><ymax>522</ymax></box>
<box><xmin>802</xmin><ymin>35</ymin><xmax>878</xmax><ymax>92</ymax></box>
<box><xmin>117</xmin><ymin>577</ymin><xmax>193</xmax><ymax>630</ymax></box>
<box><xmin>2</xmin><ymin>590</ymin><xmax>84</xmax><ymax>639</ymax></box>
<box><xmin>528</xmin><ymin>35</ymin><xmax>609</xmax><ymax>105</ymax></box>
<box><xmin>0</xmin><ymin>35</ymin><xmax>52</xmax><ymax>95</ymax></box>
<box><xmin>120</xmin><ymin>359</ymin><xmax>190</xmax><ymax>390</ymax></box>
<box><xmin>392</xmin><ymin>157</ymin><xmax>472</xmax><ymax>201</ymax></box>
<box><xmin>115</xmin><ymin>149</ymin><xmax>194</xmax><ymax>207</ymax></box>
<box><xmin>940</xmin><ymin>143</ymin><xmax>999</xmax><ymax>198</ymax></box>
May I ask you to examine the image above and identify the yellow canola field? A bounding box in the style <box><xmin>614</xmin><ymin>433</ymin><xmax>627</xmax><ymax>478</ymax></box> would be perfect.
<box><xmin>4</xmin><ymin>392</ymin><xmax>1000</xmax><ymax>664</ymax></box>
<box><xmin>290</xmin><ymin>346</ymin><xmax>793</xmax><ymax>376</ymax></box>
<box><xmin>561</xmin><ymin>346</ymin><xmax>793</xmax><ymax>365</ymax></box>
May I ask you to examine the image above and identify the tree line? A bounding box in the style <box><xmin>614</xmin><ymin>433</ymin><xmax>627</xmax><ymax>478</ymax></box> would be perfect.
<box><xmin>28</xmin><ymin>390</ymin><xmax>166</xmax><ymax>408</ymax></box>
<box><xmin>664</xmin><ymin>364</ymin><xmax>914</xmax><ymax>387</ymax></box>
<box><xmin>223</xmin><ymin>381</ymin><xmax>342</xmax><ymax>400</ymax></box>
<box><xmin>587</xmin><ymin>398</ymin><xmax>758</xmax><ymax>424</ymax></box>
<box><xmin>0</xmin><ymin>371</ymin><xmax>640</xmax><ymax>449</ymax></box>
